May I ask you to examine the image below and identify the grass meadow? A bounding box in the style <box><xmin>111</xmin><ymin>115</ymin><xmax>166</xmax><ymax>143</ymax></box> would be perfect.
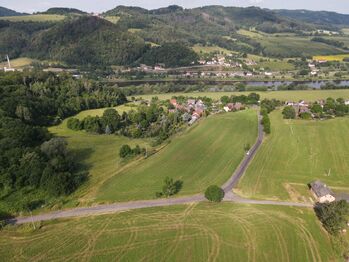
<box><xmin>97</xmin><ymin>110</ymin><xmax>257</xmax><ymax>202</ymax></box>
<box><xmin>134</xmin><ymin>89</ymin><xmax>349</xmax><ymax>102</ymax></box>
<box><xmin>237</xmin><ymin>110</ymin><xmax>349</xmax><ymax>202</ymax></box>
<box><xmin>0</xmin><ymin>203</ymin><xmax>340</xmax><ymax>262</ymax></box>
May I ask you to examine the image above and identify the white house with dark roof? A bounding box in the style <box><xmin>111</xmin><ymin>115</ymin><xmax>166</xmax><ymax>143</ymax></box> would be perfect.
<box><xmin>310</xmin><ymin>180</ymin><xmax>336</xmax><ymax>203</ymax></box>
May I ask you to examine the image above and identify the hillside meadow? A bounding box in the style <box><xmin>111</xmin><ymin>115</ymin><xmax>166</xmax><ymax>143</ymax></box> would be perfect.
<box><xmin>237</xmin><ymin>110</ymin><xmax>349</xmax><ymax>202</ymax></box>
<box><xmin>48</xmin><ymin>105</ymin><xmax>150</xmax><ymax>207</ymax></box>
<box><xmin>97</xmin><ymin>110</ymin><xmax>257</xmax><ymax>202</ymax></box>
<box><xmin>0</xmin><ymin>203</ymin><xmax>340</xmax><ymax>261</ymax></box>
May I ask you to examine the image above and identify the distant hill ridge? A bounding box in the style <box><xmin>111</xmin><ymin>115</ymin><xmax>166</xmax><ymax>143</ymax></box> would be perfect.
<box><xmin>0</xmin><ymin>6</ymin><xmax>26</xmax><ymax>17</ymax></box>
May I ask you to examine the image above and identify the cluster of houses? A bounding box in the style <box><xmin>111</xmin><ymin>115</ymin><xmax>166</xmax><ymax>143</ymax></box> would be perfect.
<box><xmin>308</xmin><ymin>62</ymin><xmax>320</xmax><ymax>76</ymax></box>
<box><xmin>285</xmin><ymin>100</ymin><xmax>312</xmax><ymax>117</ymax></box>
<box><xmin>169</xmin><ymin>98</ymin><xmax>207</xmax><ymax>125</ymax></box>
<box><xmin>286</xmin><ymin>99</ymin><xmax>349</xmax><ymax>118</ymax></box>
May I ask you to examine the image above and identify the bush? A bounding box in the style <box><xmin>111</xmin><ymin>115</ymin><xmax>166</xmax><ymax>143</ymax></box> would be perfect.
<box><xmin>119</xmin><ymin>145</ymin><xmax>132</xmax><ymax>158</ymax></box>
<box><xmin>67</xmin><ymin>118</ymin><xmax>83</xmax><ymax>131</ymax></box>
<box><xmin>119</xmin><ymin>144</ymin><xmax>145</xmax><ymax>158</ymax></box>
<box><xmin>156</xmin><ymin>177</ymin><xmax>183</xmax><ymax>198</ymax></box>
<box><xmin>205</xmin><ymin>185</ymin><xmax>224</xmax><ymax>202</ymax></box>
<box><xmin>282</xmin><ymin>106</ymin><xmax>296</xmax><ymax>119</ymax></box>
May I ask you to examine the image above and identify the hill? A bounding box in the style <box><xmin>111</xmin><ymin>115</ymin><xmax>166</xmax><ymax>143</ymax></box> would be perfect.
<box><xmin>0</xmin><ymin>6</ymin><xmax>25</xmax><ymax>17</ymax></box>
<box><xmin>41</xmin><ymin>7</ymin><xmax>87</xmax><ymax>15</ymax></box>
<box><xmin>3</xmin><ymin>5</ymin><xmax>349</xmax><ymax>65</ymax></box>
<box><xmin>275</xmin><ymin>9</ymin><xmax>349</xmax><ymax>28</ymax></box>
<box><xmin>26</xmin><ymin>16</ymin><xmax>147</xmax><ymax>66</ymax></box>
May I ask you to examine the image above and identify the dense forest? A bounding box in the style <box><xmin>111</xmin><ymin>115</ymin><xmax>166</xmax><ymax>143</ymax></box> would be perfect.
<box><xmin>0</xmin><ymin>71</ymin><xmax>128</xmax><ymax>214</ymax></box>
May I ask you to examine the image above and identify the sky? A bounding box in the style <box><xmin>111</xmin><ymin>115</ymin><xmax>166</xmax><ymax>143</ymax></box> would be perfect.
<box><xmin>2</xmin><ymin>0</ymin><xmax>349</xmax><ymax>14</ymax></box>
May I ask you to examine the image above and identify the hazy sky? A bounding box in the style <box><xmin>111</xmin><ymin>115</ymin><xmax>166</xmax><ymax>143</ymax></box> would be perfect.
<box><xmin>2</xmin><ymin>0</ymin><xmax>349</xmax><ymax>14</ymax></box>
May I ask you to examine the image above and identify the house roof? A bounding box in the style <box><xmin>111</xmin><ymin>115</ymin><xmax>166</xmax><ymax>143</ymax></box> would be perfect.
<box><xmin>310</xmin><ymin>180</ymin><xmax>334</xmax><ymax>197</ymax></box>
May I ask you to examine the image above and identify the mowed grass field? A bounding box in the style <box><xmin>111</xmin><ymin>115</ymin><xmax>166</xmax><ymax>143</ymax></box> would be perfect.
<box><xmin>0</xmin><ymin>203</ymin><xmax>339</xmax><ymax>261</ymax></box>
<box><xmin>0</xmin><ymin>14</ymin><xmax>65</xmax><ymax>22</ymax></box>
<box><xmin>97</xmin><ymin>110</ymin><xmax>257</xmax><ymax>202</ymax></box>
<box><xmin>48</xmin><ymin>106</ymin><xmax>150</xmax><ymax>206</ymax></box>
<box><xmin>237</xmin><ymin>110</ymin><xmax>349</xmax><ymax>202</ymax></box>
<box><xmin>135</xmin><ymin>89</ymin><xmax>349</xmax><ymax>102</ymax></box>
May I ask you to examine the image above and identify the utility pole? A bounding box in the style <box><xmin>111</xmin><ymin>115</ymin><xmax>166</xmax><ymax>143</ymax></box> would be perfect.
<box><xmin>6</xmin><ymin>55</ymin><xmax>11</xmax><ymax>69</ymax></box>
<box><xmin>29</xmin><ymin>210</ymin><xmax>36</xmax><ymax>230</ymax></box>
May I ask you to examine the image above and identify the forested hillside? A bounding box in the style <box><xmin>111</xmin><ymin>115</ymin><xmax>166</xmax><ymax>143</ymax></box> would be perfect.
<box><xmin>1</xmin><ymin>5</ymin><xmax>349</xmax><ymax>66</ymax></box>
<box><xmin>275</xmin><ymin>9</ymin><xmax>349</xmax><ymax>28</ymax></box>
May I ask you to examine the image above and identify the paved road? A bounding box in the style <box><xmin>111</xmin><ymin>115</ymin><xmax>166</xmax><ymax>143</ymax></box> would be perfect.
<box><xmin>7</xmin><ymin>111</ymin><xmax>312</xmax><ymax>225</ymax></box>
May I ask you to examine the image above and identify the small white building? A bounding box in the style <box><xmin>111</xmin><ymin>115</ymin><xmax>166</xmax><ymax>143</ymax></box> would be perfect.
<box><xmin>310</xmin><ymin>180</ymin><xmax>336</xmax><ymax>203</ymax></box>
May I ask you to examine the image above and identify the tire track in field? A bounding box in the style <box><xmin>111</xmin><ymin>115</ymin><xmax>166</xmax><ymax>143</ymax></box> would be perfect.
<box><xmin>79</xmin><ymin>216</ymin><xmax>115</xmax><ymax>261</ymax></box>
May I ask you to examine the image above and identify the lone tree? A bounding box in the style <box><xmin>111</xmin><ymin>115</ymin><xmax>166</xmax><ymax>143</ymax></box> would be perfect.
<box><xmin>282</xmin><ymin>106</ymin><xmax>296</xmax><ymax>119</ymax></box>
<box><xmin>205</xmin><ymin>185</ymin><xmax>224</xmax><ymax>202</ymax></box>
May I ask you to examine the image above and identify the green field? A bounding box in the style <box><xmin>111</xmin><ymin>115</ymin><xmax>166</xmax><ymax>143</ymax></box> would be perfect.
<box><xmin>135</xmin><ymin>89</ymin><xmax>349</xmax><ymax>102</ymax></box>
<box><xmin>237</xmin><ymin>110</ymin><xmax>349</xmax><ymax>202</ymax></box>
<box><xmin>0</xmin><ymin>203</ymin><xmax>339</xmax><ymax>261</ymax></box>
<box><xmin>48</xmin><ymin>106</ymin><xmax>150</xmax><ymax>206</ymax></box>
<box><xmin>97</xmin><ymin>110</ymin><xmax>257</xmax><ymax>202</ymax></box>
<box><xmin>256</xmin><ymin>60</ymin><xmax>295</xmax><ymax>71</ymax></box>
<box><xmin>72</xmin><ymin>104</ymin><xmax>134</xmax><ymax>120</ymax></box>
<box><xmin>192</xmin><ymin>44</ymin><xmax>235</xmax><ymax>55</ymax></box>
<box><xmin>0</xmin><ymin>14</ymin><xmax>66</xmax><ymax>22</ymax></box>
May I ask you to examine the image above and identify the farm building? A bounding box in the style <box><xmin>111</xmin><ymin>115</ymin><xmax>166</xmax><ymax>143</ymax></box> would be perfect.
<box><xmin>310</xmin><ymin>180</ymin><xmax>336</xmax><ymax>203</ymax></box>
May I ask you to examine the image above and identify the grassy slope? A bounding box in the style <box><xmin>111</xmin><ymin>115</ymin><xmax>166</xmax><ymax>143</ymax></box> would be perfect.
<box><xmin>237</xmin><ymin>110</ymin><xmax>349</xmax><ymax>201</ymax></box>
<box><xmin>0</xmin><ymin>203</ymin><xmax>339</xmax><ymax>261</ymax></box>
<box><xmin>0</xmin><ymin>57</ymin><xmax>36</xmax><ymax>68</ymax></box>
<box><xmin>135</xmin><ymin>90</ymin><xmax>349</xmax><ymax>102</ymax></box>
<box><xmin>0</xmin><ymin>14</ymin><xmax>65</xmax><ymax>22</ymax></box>
<box><xmin>48</xmin><ymin>106</ymin><xmax>150</xmax><ymax>206</ymax></box>
<box><xmin>97</xmin><ymin>110</ymin><xmax>257</xmax><ymax>202</ymax></box>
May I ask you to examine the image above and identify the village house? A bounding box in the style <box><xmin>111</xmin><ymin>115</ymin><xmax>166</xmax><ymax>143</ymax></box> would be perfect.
<box><xmin>223</xmin><ymin>103</ymin><xmax>243</xmax><ymax>112</ymax></box>
<box><xmin>345</xmin><ymin>100</ymin><xmax>349</xmax><ymax>106</ymax></box>
<box><xmin>310</xmin><ymin>180</ymin><xmax>336</xmax><ymax>203</ymax></box>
